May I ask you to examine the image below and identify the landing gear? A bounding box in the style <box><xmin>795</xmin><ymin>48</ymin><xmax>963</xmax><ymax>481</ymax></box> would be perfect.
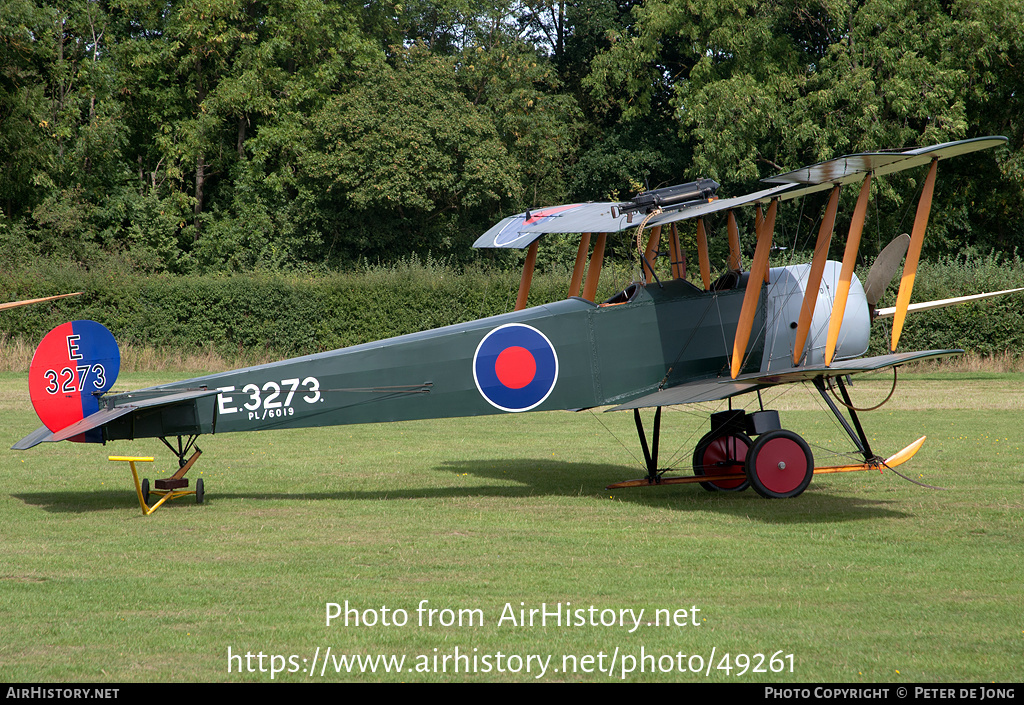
<box><xmin>607</xmin><ymin>406</ymin><xmax>815</xmax><ymax>498</ymax></box>
<box><xmin>745</xmin><ymin>430</ymin><xmax>814</xmax><ymax>498</ymax></box>
<box><xmin>606</xmin><ymin>374</ymin><xmax>917</xmax><ymax>498</ymax></box>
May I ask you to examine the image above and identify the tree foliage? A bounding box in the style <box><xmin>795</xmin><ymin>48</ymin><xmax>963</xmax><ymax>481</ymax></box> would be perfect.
<box><xmin>0</xmin><ymin>0</ymin><xmax>1020</xmax><ymax>273</ymax></box>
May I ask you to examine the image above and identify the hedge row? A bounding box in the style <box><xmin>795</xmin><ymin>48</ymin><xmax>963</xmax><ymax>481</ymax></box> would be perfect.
<box><xmin>0</xmin><ymin>259</ymin><xmax>631</xmax><ymax>359</ymax></box>
<box><xmin>865</xmin><ymin>252</ymin><xmax>1024</xmax><ymax>357</ymax></box>
<box><xmin>2</xmin><ymin>253</ymin><xmax>1022</xmax><ymax>362</ymax></box>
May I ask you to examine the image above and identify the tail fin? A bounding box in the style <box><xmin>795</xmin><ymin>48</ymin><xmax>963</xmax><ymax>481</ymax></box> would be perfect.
<box><xmin>27</xmin><ymin>320</ymin><xmax>121</xmax><ymax>443</ymax></box>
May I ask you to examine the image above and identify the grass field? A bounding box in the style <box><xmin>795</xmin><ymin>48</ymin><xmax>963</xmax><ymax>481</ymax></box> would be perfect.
<box><xmin>0</xmin><ymin>370</ymin><xmax>1021</xmax><ymax>682</ymax></box>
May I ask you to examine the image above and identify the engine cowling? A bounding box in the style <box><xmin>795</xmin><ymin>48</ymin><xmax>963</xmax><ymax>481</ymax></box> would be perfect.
<box><xmin>760</xmin><ymin>261</ymin><xmax>870</xmax><ymax>372</ymax></box>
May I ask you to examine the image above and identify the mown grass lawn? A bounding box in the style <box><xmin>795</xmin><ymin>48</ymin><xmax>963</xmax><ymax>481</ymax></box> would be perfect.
<box><xmin>1</xmin><ymin>372</ymin><xmax>1021</xmax><ymax>682</ymax></box>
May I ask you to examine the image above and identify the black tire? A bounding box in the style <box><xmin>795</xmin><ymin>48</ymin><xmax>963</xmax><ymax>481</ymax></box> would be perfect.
<box><xmin>196</xmin><ymin>478</ymin><xmax>204</xmax><ymax>505</ymax></box>
<box><xmin>745</xmin><ymin>430</ymin><xmax>814</xmax><ymax>498</ymax></box>
<box><xmin>141</xmin><ymin>478</ymin><xmax>150</xmax><ymax>505</ymax></box>
<box><xmin>692</xmin><ymin>431</ymin><xmax>752</xmax><ymax>492</ymax></box>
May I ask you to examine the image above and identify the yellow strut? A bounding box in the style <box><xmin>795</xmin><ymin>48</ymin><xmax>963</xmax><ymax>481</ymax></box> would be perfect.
<box><xmin>110</xmin><ymin>455</ymin><xmax>197</xmax><ymax>516</ymax></box>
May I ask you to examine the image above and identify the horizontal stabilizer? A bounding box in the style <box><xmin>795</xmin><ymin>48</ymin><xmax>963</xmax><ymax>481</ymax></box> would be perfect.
<box><xmin>11</xmin><ymin>425</ymin><xmax>60</xmax><ymax>450</ymax></box>
<box><xmin>12</xmin><ymin>388</ymin><xmax>222</xmax><ymax>450</ymax></box>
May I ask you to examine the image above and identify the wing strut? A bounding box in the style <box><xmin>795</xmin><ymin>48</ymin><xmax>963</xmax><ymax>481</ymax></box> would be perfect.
<box><xmin>793</xmin><ymin>185</ymin><xmax>841</xmax><ymax>364</ymax></box>
<box><xmin>731</xmin><ymin>199</ymin><xmax>777</xmax><ymax>379</ymax></box>
<box><xmin>581</xmin><ymin>233</ymin><xmax>607</xmax><ymax>301</ymax></box>
<box><xmin>642</xmin><ymin>226</ymin><xmax>661</xmax><ymax>284</ymax></box>
<box><xmin>891</xmin><ymin>158</ymin><xmax>938</xmax><ymax>351</ymax></box>
<box><xmin>669</xmin><ymin>223</ymin><xmax>685</xmax><ymax>279</ymax></box>
<box><xmin>727</xmin><ymin>211</ymin><xmax>742</xmax><ymax>271</ymax></box>
<box><xmin>696</xmin><ymin>219</ymin><xmax>711</xmax><ymax>290</ymax></box>
<box><xmin>825</xmin><ymin>174</ymin><xmax>871</xmax><ymax>366</ymax></box>
<box><xmin>515</xmin><ymin>240</ymin><xmax>538</xmax><ymax>310</ymax></box>
<box><xmin>568</xmin><ymin>232</ymin><xmax>591</xmax><ymax>297</ymax></box>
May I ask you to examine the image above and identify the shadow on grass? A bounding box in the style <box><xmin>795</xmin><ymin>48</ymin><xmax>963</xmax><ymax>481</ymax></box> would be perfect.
<box><xmin>13</xmin><ymin>458</ymin><xmax>910</xmax><ymax>522</ymax></box>
<box><xmin>433</xmin><ymin>458</ymin><xmax>912</xmax><ymax>523</ymax></box>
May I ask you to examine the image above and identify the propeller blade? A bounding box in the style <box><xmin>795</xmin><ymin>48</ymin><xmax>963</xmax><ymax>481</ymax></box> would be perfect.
<box><xmin>891</xmin><ymin>158</ymin><xmax>938</xmax><ymax>351</ymax></box>
<box><xmin>731</xmin><ymin>200</ymin><xmax>777</xmax><ymax>378</ymax></box>
<box><xmin>793</xmin><ymin>185</ymin><xmax>841</xmax><ymax>364</ymax></box>
<box><xmin>825</xmin><ymin>174</ymin><xmax>872</xmax><ymax>366</ymax></box>
<box><xmin>864</xmin><ymin>233</ymin><xmax>911</xmax><ymax>308</ymax></box>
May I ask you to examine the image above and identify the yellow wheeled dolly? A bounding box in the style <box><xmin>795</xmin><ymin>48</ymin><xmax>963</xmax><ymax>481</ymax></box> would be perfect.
<box><xmin>109</xmin><ymin>455</ymin><xmax>204</xmax><ymax>516</ymax></box>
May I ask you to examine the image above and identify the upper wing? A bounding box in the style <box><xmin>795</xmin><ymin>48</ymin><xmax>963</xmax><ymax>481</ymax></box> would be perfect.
<box><xmin>764</xmin><ymin>136</ymin><xmax>1007</xmax><ymax>185</ymax></box>
<box><xmin>474</xmin><ymin>137</ymin><xmax>1008</xmax><ymax>249</ymax></box>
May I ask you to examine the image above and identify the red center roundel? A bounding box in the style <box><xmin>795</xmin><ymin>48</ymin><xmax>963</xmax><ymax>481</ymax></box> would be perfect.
<box><xmin>494</xmin><ymin>346</ymin><xmax>536</xmax><ymax>389</ymax></box>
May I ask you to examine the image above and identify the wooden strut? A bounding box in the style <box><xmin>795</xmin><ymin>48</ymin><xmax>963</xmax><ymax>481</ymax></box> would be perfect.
<box><xmin>826</xmin><ymin>174</ymin><xmax>871</xmax><ymax>366</ymax></box>
<box><xmin>515</xmin><ymin>240</ymin><xmax>538</xmax><ymax>311</ymax></box>
<box><xmin>696</xmin><ymin>219</ymin><xmax>711</xmax><ymax>291</ymax></box>
<box><xmin>727</xmin><ymin>210</ymin><xmax>742</xmax><ymax>271</ymax></box>
<box><xmin>568</xmin><ymin>233</ymin><xmax>591</xmax><ymax>298</ymax></box>
<box><xmin>643</xmin><ymin>226</ymin><xmax>661</xmax><ymax>284</ymax></box>
<box><xmin>730</xmin><ymin>199</ymin><xmax>778</xmax><ymax>379</ymax></box>
<box><xmin>581</xmin><ymin>233</ymin><xmax>607</xmax><ymax>302</ymax></box>
<box><xmin>669</xmin><ymin>223</ymin><xmax>685</xmax><ymax>280</ymax></box>
<box><xmin>891</xmin><ymin>158</ymin><xmax>939</xmax><ymax>351</ymax></box>
<box><xmin>792</xmin><ymin>184</ymin><xmax>841</xmax><ymax>365</ymax></box>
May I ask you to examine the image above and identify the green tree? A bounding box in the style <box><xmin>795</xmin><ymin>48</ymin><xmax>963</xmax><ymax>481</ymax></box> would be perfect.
<box><xmin>303</xmin><ymin>45</ymin><xmax>523</xmax><ymax>263</ymax></box>
<box><xmin>586</xmin><ymin>0</ymin><xmax>1022</xmax><ymax>260</ymax></box>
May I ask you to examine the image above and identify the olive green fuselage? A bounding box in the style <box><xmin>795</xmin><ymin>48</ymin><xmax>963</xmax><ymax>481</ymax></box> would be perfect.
<box><xmin>101</xmin><ymin>280</ymin><xmax>762</xmax><ymax>440</ymax></box>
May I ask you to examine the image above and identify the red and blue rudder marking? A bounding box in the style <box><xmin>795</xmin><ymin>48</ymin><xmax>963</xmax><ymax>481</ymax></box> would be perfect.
<box><xmin>28</xmin><ymin>321</ymin><xmax>120</xmax><ymax>442</ymax></box>
<box><xmin>473</xmin><ymin>323</ymin><xmax>558</xmax><ymax>412</ymax></box>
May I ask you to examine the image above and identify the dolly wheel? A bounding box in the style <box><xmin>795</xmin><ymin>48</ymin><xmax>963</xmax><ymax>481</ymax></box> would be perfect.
<box><xmin>196</xmin><ymin>478</ymin><xmax>204</xmax><ymax>505</ymax></box>
<box><xmin>141</xmin><ymin>478</ymin><xmax>150</xmax><ymax>505</ymax></box>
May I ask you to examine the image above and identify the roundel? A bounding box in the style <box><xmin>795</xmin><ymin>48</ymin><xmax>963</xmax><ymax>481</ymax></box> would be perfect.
<box><xmin>473</xmin><ymin>324</ymin><xmax>558</xmax><ymax>412</ymax></box>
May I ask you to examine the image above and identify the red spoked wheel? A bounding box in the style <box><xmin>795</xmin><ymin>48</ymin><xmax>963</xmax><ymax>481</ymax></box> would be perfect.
<box><xmin>745</xmin><ymin>430</ymin><xmax>814</xmax><ymax>498</ymax></box>
<box><xmin>693</xmin><ymin>431</ymin><xmax>751</xmax><ymax>492</ymax></box>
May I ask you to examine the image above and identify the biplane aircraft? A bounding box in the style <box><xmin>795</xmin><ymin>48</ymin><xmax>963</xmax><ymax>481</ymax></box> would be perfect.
<box><xmin>13</xmin><ymin>136</ymin><xmax>1015</xmax><ymax>511</ymax></box>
